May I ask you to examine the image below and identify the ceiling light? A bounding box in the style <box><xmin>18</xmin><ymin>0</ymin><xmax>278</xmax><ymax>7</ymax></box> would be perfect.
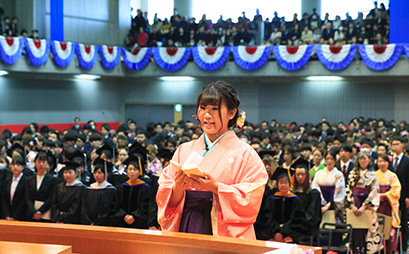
<box><xmin>0</xmin><ymin>70</ymin><xmax>9</xmax><ymax>76</ymax></box>
<box><xmin>305</xmin><ymin>76</ymin><xmax>344</xmax><ymax>81</ymax></box>
<box><xmin>160</xmin><ymin>76</ymin><xmax>195</xmax><ymax>81</ymax></box>
<box><xmin>74</xmin><ymin>74</ymin><xmax>101</xmax><ymax>80</ymax></box>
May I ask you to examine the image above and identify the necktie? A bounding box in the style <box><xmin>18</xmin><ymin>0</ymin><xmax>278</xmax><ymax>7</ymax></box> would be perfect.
<box><xmin>394</xmin><ymin>157</ymin><xmax>399</xmax><ymax>171</ymax></box>
<box><xmin>343</xmin><ymin>165</ymin><xmax>347</xmax><ymax>175</ymax></box>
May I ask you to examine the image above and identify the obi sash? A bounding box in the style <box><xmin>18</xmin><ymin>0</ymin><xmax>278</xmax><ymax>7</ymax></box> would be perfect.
<box><xmin>179</xmin><ymin>190</ymin><xmax>213</xmax><ymax>235</ymax></box>
<box><xmin>352</xmin><ymin>187</ymin><xmax>370</xmax><ymax>209</ymax></box>
<box><xmin>320</xmin><ymin>185</ymin><xmax>335</xmax><ymax>210</ymax></box>
<box><xmin>378</xmin><ymin>184</ymin><xmax>392</xmax><ymax>216</ymax></box>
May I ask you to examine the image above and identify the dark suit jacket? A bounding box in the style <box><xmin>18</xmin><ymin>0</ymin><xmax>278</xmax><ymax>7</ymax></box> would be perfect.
<box><xmin>335</xmin><ymin>161</ymin><xmax>354</xmax><ymax>177</ymax></box>
<box><xmin>321</xmin><ymin>28</ymin><xmax>334</xmax><ymax>40</ymax></box>
<box><xmin>394</xmin><ymin>155</ymin><xmax>409</xmax><ymax>204</ymax></box>
<box><xmin>2</xmin><ymin>175</ymin><xmax>27</xmax><ymax>220</ymax></box>
<box><xmin>25</xmin><ymin>173</ymin><xmax>61</xmax><ymax>218</ymax></box>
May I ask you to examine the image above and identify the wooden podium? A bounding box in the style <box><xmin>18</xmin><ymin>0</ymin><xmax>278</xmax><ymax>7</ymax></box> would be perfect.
<box><xmin>0</xmin><ymin>221</ymin><xmax>321</xmax><ymax>254</ymax></box>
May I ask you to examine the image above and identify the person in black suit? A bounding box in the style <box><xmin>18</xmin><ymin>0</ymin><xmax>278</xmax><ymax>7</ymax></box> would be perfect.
<box><xmin>2</xmin><ymin>156</ymin><xmax>27</xmax><ymax>221</ymax></box>
<box><xmin>345</xmin><ymin>23</ymin><xmax>357</xmax><ymax>44</ymax></box>
<box><xmin>321</xmin><ymin>22</ymin><xmax>334</xmax><ymax>44</ymax></box>
<box><xmin>360</xmin><ymin>138</ymin><xmax>378</xmax><ymax>163</ymax></box>
<box><xmin>25</xmin><ymin>151</ymin><xmax>61</xmax><ymax>222</ymax></box>
<box><xmin>391</xmin><ymin>136</ymin><xmax>409</xmax><ymax>252</ymax></box>
<box><xmin>335</xmin><ymin>144</ymin><xmax>354</xmax><ymax>177</ymax></box>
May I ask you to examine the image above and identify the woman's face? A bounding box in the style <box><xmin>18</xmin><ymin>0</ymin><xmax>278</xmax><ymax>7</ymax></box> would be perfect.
<box><xmin>358</xmin><ymin>155</ymin><xmax>371</xmax><ymax>170</ymax></box>
<box><xmin>377</xmin><ymin>157</ymin><xmax>389</xmax><ymax>171</ymax></box>
<box><xmin>278</xmin><ymin>178</ymin><xmax>290</xmax><ymax>194</ymax></box>
<box><xmin>197</xmin><ymin>100</ymin><xmax>236</xmax><ymax>141</ymax></box>
<box><xmin>325</xmin><ymin>154</ymin><xmax>335</xmax><ymax>169</ymax></box>
<box><xmin>312</xmin><ymin>150</ymin><xmax>323</xmax><ymax>165</ymax></box>
<box><xmin>64</xmin><ymin>169</ymin><xmax>77</xmax><ymax>184</ymax></box>
<box><xmin>377</xmin><ymin>146</ymin><xmax>386</xmax><ymax>156</ymax></box>
<box><xmin>93</xmin><ymin>169</ymin><xmax>105</xmax><ymax>184</ymax></box>
<box><xmin>264</xmin><ymin>162</ymin><xmax>272</xmax><ymax>177</ymax></box>
<box><xmin>283</xmin><ymin>151</ymin><xmax>292</xmax><ymax>162</ymax></box>
<box><xmin>127</xmin><ymin>165</ymin><xmax>140</xmax><ymax>182</ymax></box>
<box><xmin>11</xmin><ymin>163</ymin><xmax>23</xmax><ymax>177</ymax></box>
<box><xmin>35</xmin><ymin>158</ymin><xmax>48</xmax><ymax>172</ymax></box>
<box><xmin>91</xmin><ymin>149</ymin><xmax>98</xmax><ymax>161</ymax></box>
<box><xmin>295</xmin><ymin>168</ymin><xmax>307</xmax><ymax>186</ymax></box>
<box><xmin>118</xmin><ymin>149</ymin><xmax>128</xmax><ymax>163</ymax></box>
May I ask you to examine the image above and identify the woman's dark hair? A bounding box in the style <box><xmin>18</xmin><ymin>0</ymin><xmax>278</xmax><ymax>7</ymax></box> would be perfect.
<box><xmin>283</xmin><ymin>145</ymin><xmax>295</xmax><ymax>160</ymax></box>
<box><xmin>293</xmin><ymin>166</ymin><xmax>312</xmax><ymax>194</ymax></box>
<box><xmin>353</xmin><ymin>151</ymin><xmax>375</xmax><ymax>172</ymax></box>
<box><xmin>326</xmin><ymin>149</ymin><xmax>338</xmax><ymax>161</ymax></box>
<box><xmin>34</xmin><ymin>151</ymin><xmax>49</xmax><ymax>164</ymax></box>
<box><xmin>30</xmin><ymin>122</ymin><xmax>39</xmax><ymax>132</ymax></box>
<box><xmin>196</xmin><ymin>80</ymin><xmax>240</xmax><ymax>129</ymax></box>
<box><xmin>11</xmin><ymin>156</ymin><xmax>25</xmax><ymax>166</ymax></box>
<box><xmin>377</xmin><ymin>154</ymin><xmax>391</xmax><ymax>169</ymax></box>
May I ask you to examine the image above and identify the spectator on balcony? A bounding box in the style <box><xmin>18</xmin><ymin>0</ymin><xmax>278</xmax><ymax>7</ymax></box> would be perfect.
<box><xmin>2</xmin><ymin>16</ymin><xmax>10</xmax><ymax>36</ymax></box>
<box><xmin>301</xmin><ymin>26</ymin><xmax>313</xmax><ymax>44</ymax></box>
<box><xmin>354</xmin><ymin>12</ymin><xmax>365</xmax><ymax>28</ymax></box>
<box><xmin>321</xmin><ymin>13</ymin><xmax>331</xmax><ymax>29</ymax></box>
<box><xmin>30</xmin><ymin>30</ymin><xmax>39</xmax><ymax>40</ymax></box>
<box><xmin>299</xmin><ymin>13</ymin><xmax>310</xmax><ymax>30</ymax></box>
<box><xmin>312</xmin><ymin>26</ymin><xmax>322</xmax><ymax>44</ymax></box>
<box><xmin>160</xmin><ymin>18</ymin><xmax>170</xmax><ymax>34</ymax></box>
<box><xmin>332</xmin><ymin>15</ymin><xmax>342</xmax><ymax>30</ymax></box>
<box><xmin>321</xmin><ymin>22</ymin><xmax>334</xmax><ymax>44</ymax></box>
<box><xmin>357</xmin><ymin>26</ymin><xmax>369</xmax><ymax>44</ymax></box>
<box><xmin>343</xmin><ymin>12</ymin><xmax>353</xmax><ymax>28</ymax></box>
<box><xmin>334</xmin><ymin>26</ymin><xmax>345</xmax><ymax>43</ymax></box>
<box><xmin>11</xmin><ymin>16</ymin><xmax>18</xmax><ymax>37</ymax></box>
<box><xmin>137</xmin><ymin>27</ymin><xmax>148</xmax><ymax>47</ymax></box>
<box><xmin>373</xmin><ymin>33</ymin><xmax>383</xmax><ymax>45</ymax></box>
<box><xmin>170</xmin><ymin>8</ymin><xmax>181</xmax><ymax>24</ymax></box>
<box><xmin>374</xmin><ymin>12</ymin><xmax>386</xmax><ymax>29</ymax></box>
<box><xmin>179</xmin><ymin>16</ymin><xmax>188</xmax><ymax>32</ymax></box>
<box><xmin>309</xmin><ymin>9</ymin><xmax>321</xmax><ymax>30</ymax></box>
<box><xmin>176</xmin><ymin>27</ymin><xmax>188</xmax><ymax>46</ymax></box>
<box><xmin>272</xmin><ymin>12</ymin><xmax>281</xmax><ymax>30</ymax></box>
<box><xmin>133</xmin><ymin>9</ymin><xmax>147</xmax><ymax>32</ymax></box>
<box><xmin>148</xmin><ymin>26</ymin><xmax>162</xmax><ymax>47</ymax></box>
<box><xmin>254</xmin><ymin>8</ymin><xmax>262</xmax><ymax>22</ymax></box>
<box><xmin>269</xmin><ymin>27</ymin><xmax>282</xmax><ymax>44</ymax></box>
<box><xmin>194</xmin><ymin>26</ymin><xmax>206</xmax><ymax>45</ymax></box>
<box><xmin>291</xmin><ymin>24</ymin><xmax>301</xmax><ymax>44</ymax></box>
<box><xmin>345</xmin><ymin>23</ymin><xmax>357</xmax><ymax>44</ymax></box>
<box><xmin>188</xmin><ymin>17</ymin><xmax>198</xmax><ymax>32</ymax></box>
<box><xmin>281</xmin><ymin>26</ymin><xmax>292</xmax><ymax>45</ymax></box>
<box><xmin>290</xmin><ymin>13</ymin><xmax>299</xmax><ymax>28</ymax></box>
<box><xmin>367</xmin><ymin>1</ymin><xmax>379</xmax><ymax>19</ymax></box>
<box><xmin>370</xmin><ymin>24</ymin><xmax>382</xmax><ymax>42</ymax></box>
<box><xmin>215</xmin><ymin>15</ymin><xmax>226</xmax><ymax>31</ymax></box>
<box><xmin>199</xmin><ymin>14</ymin><xmax>207</xmax><ymax>29</ymax></box>
<box><xmin>143</xmin><ymin>11</ymin><xmax>150</xmax><ymax>27</ymax></box>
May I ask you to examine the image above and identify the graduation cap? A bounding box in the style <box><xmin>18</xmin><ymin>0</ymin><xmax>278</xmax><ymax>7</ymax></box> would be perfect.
<box><xmin>7</xmin><ymin>143</ymin><xmax>26</xmax><ymax>159</ymax></box>
<box><xmin>271</xmin><ymin>167</ymin><xmax>294</xmax><ymax>182</ymax></box>
<box><xmin>93</xmin><ymin>157</ymin><xmax>113</xmax><ymax>181</ymax></box>
<box><xmin>291</xmin><ymin>158</ymin><xmax>310</xmax><ymax>170</ymax></box>
<box><xmin>61</xmin><ymin>161</ymin><xmax>81</xmax><ymax>172</ymax></box>
<box><xmin>129</xmin><ymin>142</ymin><xmax>148</xmax><ymax>164</ymax></box>
<box><xmin>123</xmin><ymin>155</ymin><xmax>143</xmax><ymax>173</ymax></box>
<box><xmin>258</xmin><ymin>150</ymin><xmax>276</xmax><ymax>159</ymax></box>
<box><xmin>157</xmin><ymin>148</ymin><xmax>174</xmax><ymax>161</ymax></box>
<box><xmin>96</xmin><ymin>144</ymin><xmax>116</xmax><ymax>161</ymax></box>
<box><xmin>68</xmin><ymin>149</ymin><xmax>88</xmax><ymax>171</ymax></box>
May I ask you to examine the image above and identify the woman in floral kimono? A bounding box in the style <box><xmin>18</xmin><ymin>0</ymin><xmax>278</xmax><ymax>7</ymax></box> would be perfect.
<box><xmin>376</xmin><ymin>154</ymin><xmax>401</xmax><ymax>253</ymax></box>
<box><xmin>157</xmin><ymin>81</ymin><xmax>268</xmax><ymax>239</ymax></box>
<box><xmin>344</xmin><ymin>151</ymin><xmax>381</xmax><ymax>253</ymax></box>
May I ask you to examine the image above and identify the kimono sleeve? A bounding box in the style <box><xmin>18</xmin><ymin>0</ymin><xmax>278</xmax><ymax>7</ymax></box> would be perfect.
<box><xmin>333</xmin><ymin>172</ymin><xmax>345</xmax><ymax>210</ymax></box>
<box><xmin>156</xmin><ymin>144</ymin><xmax>187</xmax><ymax>231</ymax></box>
<box><xmin>216</xmin><ymin>147</ymin><xmax>268</xmax><ymax>224</ymax></box>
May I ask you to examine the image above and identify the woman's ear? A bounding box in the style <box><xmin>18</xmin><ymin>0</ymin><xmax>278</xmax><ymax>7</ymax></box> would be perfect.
<box><xmin>228</xmin><ymin>108</ymin><xmax>238</xmax><ymax>120</ymax></box>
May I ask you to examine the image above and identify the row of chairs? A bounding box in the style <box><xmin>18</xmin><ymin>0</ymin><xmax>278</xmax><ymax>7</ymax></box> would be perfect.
<box><xmin>318</xmin><ymin>217</ymin><xmax>402</xmax><ymax>254</ymax></box>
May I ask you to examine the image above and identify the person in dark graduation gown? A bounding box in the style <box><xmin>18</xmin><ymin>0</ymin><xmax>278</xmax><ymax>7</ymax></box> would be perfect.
<box><xmin>7</xmin><ymin>143</ymin><xmax>34</xmax><ymax>178</ymax></box>
<box><xmin>51</xmin><ymin>161</ymin><xmax>85</xmax><ymax>224</ymax></box>
<box><xmin>26</xmin><ymin>151</ymin><xmax>61</xmax><ymax>221</ymax></box>
<box><xmin>81</xmin><ymin>158</ymin><xmax>116</xmax><ymax>226</ymax></box>
<box><xmin>292</xmin><ymin>159</ymin><xmax>322</xmax><ymax>245</ymax></box>
<box><xmin>2</xmin><ymin>156</ymin><xmax>27</xmax><ymax>221</ymax></box>
<box><xmin>255</xmin><ymin>168</ymin><xmax>307</xmax><ymax>243</ymax></box>
<box><xmin>114</xmin><ymin>155</ymin><xmax>151</xmax><ymax>228</ymax></box>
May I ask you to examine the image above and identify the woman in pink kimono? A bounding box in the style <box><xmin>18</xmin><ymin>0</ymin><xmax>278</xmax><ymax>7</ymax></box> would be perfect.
<box><xmin>157</xmin><ymin>81</ymin><xmax>268</xmax><ymax>239</ymax></box>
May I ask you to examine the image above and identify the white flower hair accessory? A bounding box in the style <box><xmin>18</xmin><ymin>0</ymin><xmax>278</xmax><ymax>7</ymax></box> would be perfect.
<box><xmin>236</xmin><ymin>111</ymin><xmax>246</xmax><ymax>127</ymax></box>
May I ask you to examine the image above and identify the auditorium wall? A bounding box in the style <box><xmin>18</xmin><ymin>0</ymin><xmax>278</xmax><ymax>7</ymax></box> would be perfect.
<box><xmin>0</xmin><ymin>75</ymin><xmax>406</xmax><ymax>127</ymax></box>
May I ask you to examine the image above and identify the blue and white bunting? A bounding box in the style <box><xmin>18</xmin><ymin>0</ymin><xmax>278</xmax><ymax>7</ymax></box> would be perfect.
<box><xmin>192</xmin><ymin>46</ymin><xmax>231</xmax><ymax>71</ymax></box>
<box><xmin>50</xmin><ymin>41</ymin><xmax>76</xmax><ymax>68</ymax></box>
<box><xmin>315</xmin><ymin>44</ymin><xmax>357</xmax><ymax>71</ymax></box>
<box><xmin>358</xmin><ymin>44</ymin><xmax>403</xmax><ymax>71</ymax></box>
<box><xmin>99</xmin><ymin>45</ymin><xmax>120</xmax><ymax>70</ymax></box>
<box><xmin>121</xmin><ymin>47</ymin><xmax>152</xmax><ymax>70</ymax></box>
<box><xmin>153</xmin><ymin>47</ymin><xmax>191</xmax><ymax>71</ymax></box>
<box><xmin>24</xmin><ymin>38</ymin><xmax>50</xmax><ymax>66</ymax></box>
<box><xmin>0</xmin><ymin>36</ymin><xmax>23</xmax><ymax>64</ymax></box>
<box><xmin>232</xmin><ymin>46</ymin><xmax>270</xmax><ymax>70</ymax></box>
<box><xmin>76</xmin><ymin>43</ymin><xmax>99</xmax><ymax>70</ymax></box>
<box><xmin>273</xmin><ymin>45</ymin><xmax>313</xmax><ymax>71</ymax></box>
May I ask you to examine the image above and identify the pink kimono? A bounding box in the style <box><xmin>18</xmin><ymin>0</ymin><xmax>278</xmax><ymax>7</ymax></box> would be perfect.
<box><xmin>157</xmin><ymin>131</ymin><xmax>268</xmax><ymax>239</ymax></box>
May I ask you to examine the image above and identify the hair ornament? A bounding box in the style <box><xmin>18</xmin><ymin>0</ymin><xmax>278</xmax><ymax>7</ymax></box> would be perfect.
<box><xmin>236</xmin><ymin>111</ymin><xmax>246</xmax><ymax>127</ymax></box>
